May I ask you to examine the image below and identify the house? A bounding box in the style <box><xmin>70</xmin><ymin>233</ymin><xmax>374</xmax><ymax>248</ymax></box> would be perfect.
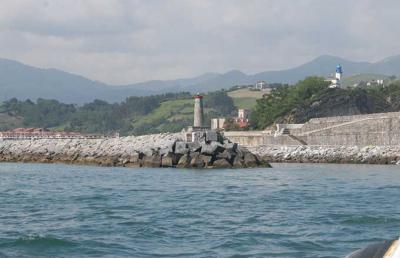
<box><xmin>254</xmin><ymin>81</ymin><xmax>269</xmax><ymax>90</ymax></box>
<box><xmin>234</xmin><ymin>109</ymin><xmax>251</xmax><ymax>128</ymax></box>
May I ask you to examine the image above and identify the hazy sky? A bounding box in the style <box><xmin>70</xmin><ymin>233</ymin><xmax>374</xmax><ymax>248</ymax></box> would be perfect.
<box><xmin>0</xmin><ymin>0</ymin><xmax>399</xmax><ymax>85</ymax></box>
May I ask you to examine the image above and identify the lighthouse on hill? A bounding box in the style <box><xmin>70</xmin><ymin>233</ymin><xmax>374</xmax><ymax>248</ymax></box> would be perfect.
<box><xmin>329</xmin><ymin>64</ymin><xmax>343</xmax><ymax>88</ymax></box>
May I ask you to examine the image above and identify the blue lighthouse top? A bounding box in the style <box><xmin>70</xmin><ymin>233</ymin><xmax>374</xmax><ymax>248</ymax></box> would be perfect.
<box><xmin>336</xmin><ymin>65</ymin><xmax>343</xmax><ymax>74</ymax></box>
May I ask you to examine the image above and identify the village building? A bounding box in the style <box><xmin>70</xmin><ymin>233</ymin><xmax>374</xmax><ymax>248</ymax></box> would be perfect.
<box><xmin>211</xmin><ymin>118</ymin><xmax>226</xmax><ymax>130</ymax></box>
<box><xmin>234</xmin><ymin>109</ymin><xmax>251</xmax><ymax>128</ymax></box>
<box><xmin>211</xmin><ymin>109</ymin><xmax>251</xmax><ymax>131</ymax></box>
<box><xmin>254</xmin><ymin>81</ymin><xmax>269</xmax><ymax>90</ymax></box>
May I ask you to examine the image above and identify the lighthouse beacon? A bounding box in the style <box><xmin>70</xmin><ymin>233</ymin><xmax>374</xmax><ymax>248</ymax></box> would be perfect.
<box><xmin>335</xmin><ymin>65</ymin><xmax>343</xmax><ymax>82</ymax></box>
<box><xmin>329</xmin><ymin>64</ymin><xmax>343</xmax><ymax>88</ymax></box>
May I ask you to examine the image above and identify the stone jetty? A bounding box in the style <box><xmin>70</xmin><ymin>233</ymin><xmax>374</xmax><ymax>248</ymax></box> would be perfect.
<box><xmin>0</xmin><ymin>133</ymin><xmax>271</xmax><ymax>168</ymax></box>
<box><xmin>252</xmin><ymin>145</ymin><xmax>400</xmax><ymax>165</ymax></box>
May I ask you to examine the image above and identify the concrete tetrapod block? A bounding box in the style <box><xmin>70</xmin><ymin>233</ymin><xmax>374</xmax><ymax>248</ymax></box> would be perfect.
<box><xmin>201</xmin><ymin>142</ymin><xmax>225</xmax><ymax>155</ymax></box>
<box><xmin>187</xmin><ymin>142</ymin><xmax>201</xmax><ymax>152</ymax></box>
<box><xmin>206</xmin><ymin>130</ymin><xmax>218</xmax><ymax>142</ymax></box>
<box><xmin>174</xmin><ymin>141</ymin><xmax>189</xmax><ymax>155</ymax></box>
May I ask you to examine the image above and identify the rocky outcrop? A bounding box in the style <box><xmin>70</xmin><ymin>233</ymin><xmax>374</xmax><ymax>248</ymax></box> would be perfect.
<box><xmin>251</xmin><ymin>146</ymin><xmax>400</xmax><ymax>165</ymax></box>
<box><xmin>0</xmin><ymin>133</ymin><xmax>271</xmax><ymax>169</ymax></box>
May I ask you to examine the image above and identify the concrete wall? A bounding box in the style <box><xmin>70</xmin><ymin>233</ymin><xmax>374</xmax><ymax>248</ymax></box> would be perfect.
<box><xmin>224</xmin><ymin>111</ymin><xmax>400</xmax><ymax>147</ymax></box>
<box><xmin>224</xmin><ymin>131</ymin><xmax>302</xmax><ymax>147</ymax></box>
<box><xmin>223</xmin><ymin>131</ymin><xmax>266</xmax><ymax>146</ymax></box>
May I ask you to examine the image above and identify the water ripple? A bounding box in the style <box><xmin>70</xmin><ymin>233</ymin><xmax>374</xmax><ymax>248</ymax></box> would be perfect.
<box><xmin>0</xmin><ymin>163</ymin><xmax>399</xmax><ymax>257</ymax></box>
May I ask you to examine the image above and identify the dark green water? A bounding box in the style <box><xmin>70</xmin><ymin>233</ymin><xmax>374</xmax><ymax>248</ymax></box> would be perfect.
<box><xmin>0</xmin><ymin>163</ymin><xmax>399</xmax><ymax>258</ymax></box>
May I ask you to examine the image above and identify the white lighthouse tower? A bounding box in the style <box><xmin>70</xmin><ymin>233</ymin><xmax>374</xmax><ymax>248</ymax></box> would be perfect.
<box><xmin>329</xmin><ymin>65</ymin><xmax>343</xmax><ymax>88</ymax></box>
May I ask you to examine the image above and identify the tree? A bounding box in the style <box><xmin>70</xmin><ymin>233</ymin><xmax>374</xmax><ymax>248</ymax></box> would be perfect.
<box><xmin>251</xmin><ymin>77</ymin><xmax>329</xmax><ymax>129</ymax></box>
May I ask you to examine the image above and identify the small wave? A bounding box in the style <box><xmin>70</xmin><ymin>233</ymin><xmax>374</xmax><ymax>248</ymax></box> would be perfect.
<box><xmin>341</xmin><ymin>215</ymin><xmax>400</xmax><ymax>225</ymax></box>
<box><xmin>1</xmin><ymin>235</ymin><xmax>76</xmax><ymax>248</ymax></box>
<box><xmin>376</xmin><ymin>185</ymin><xmax>400</xmax><ymax>190</ymax></box>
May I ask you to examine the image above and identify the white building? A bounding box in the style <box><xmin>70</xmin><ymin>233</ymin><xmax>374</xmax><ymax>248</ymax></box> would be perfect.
<box><xmin>238</xmin><ymin>109</ymin><xmax>250</xmax><ymax>119</ymax></box>
<box><xmin>255</xmin><ymin>81</ymin><xmax>269</xmax><ymax>90</ymax></box>
<box><xmin>211</xmin><ymin>118</ymin><xmax>226</xmax><ymax>130</ymax></box>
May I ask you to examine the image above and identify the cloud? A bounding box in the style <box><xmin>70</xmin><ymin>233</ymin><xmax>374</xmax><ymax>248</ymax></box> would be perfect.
<box><xmin>0</xmin><ymin>0</ymin><xmax>399</xmax><ymax>84</ymax></box>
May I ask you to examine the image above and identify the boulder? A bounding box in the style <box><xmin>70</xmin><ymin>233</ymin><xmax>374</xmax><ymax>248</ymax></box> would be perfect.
<box><xmin>206</xmin><ymin>130</ymin><xmax>218</xmax><ymax>142</ymax></box>
<box><xmin>192</xmin><ymin>131</ymin><xmax>206</xmax><ymax>143</ymax></box>
<box><xmin>142</xmin><ymin>148</ymin><xmax>155</xmax><ymax>157</ymax></box>
<box><xmin>201</xmin><ymin>142</ymin><xmax>225</xmax><ymax>155</ymax></box>
<box><xmin>141</xmin><ymin>154</ymin><xmax>161</xmax><ymax>168</ymax></box>
<box><xmin>201</xmin><ymin>143</ymin><xmax>214</xmax><ymax>155</ymax></box>
<box><xmin>200</xmin><ymin>155</ymin><xmax>213</xmax><ymax>166</ymax></box>
<box><xmin>187</xmin><ymin>141</ymin><xmax>201</xmax><ymax>153</ymax></box>
<box><xmin>235</xmin><ymin>145</ymin><xmax>247</xmax><ymax>159</ymax></box>
<box><xmin>161</xmin><ymin>153</ymin><xmax>175</xmax><ymax>167</ymax></box>
<box><xmin>189</xmin><ymin>153</ymin><xmax>205</xmax><ymax>168</ymax></box>
<box><xmin>243</xmin><ymin>152</ymin><xmax>259</xmax><ymax>168</ymax></box>
<box><xmin>100</xmin><ymin>156</ymin><xmax>118</xmax><ymax>167</ymax></box>
<box><xmin>232</xmin><ymin>156</ymin><xmax>244</xmax><ymax>168</ymax></box>
<box><xmin>223</xmin><ymin>142</ymin><xmax>237</xmax><ymax>151</ymax></box>
<box><xmin>212</xmin><ymin>158</ymin><xmax>232</xmax><ymax>168</ymax></box>
<box><xmin>176</xmin><ymin>154</ymin><xmax>191</xmax><ymax>168</ymax></box>
<box><xmin>217</xmin><ymin>149</ymin><xmax>235</xmax><ymax>162</ymax></box>
<box><xmin>174</xmin><ymin>141</ymin><xmax>188</xmax><ymax>155</ymax></box>
<box><xmin>128</xmin><ymin>152</ymin><xmax>140</xmax><ymax>164</ymax></box>
<box><xmin>159</xmin><ymin>146</ymin><xmax>173</xmax><ymax>156</ymax></box>
<box><xmin>258</xmin><ymin>155</ymin><xmax>273</xmax><ymax>168</ymax></box>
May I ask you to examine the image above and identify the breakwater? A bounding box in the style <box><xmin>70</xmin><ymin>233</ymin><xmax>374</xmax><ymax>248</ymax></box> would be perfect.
<box><xmin>0</xmin><ymin>133</ymin><xmax>269</xmax><ymax>168</ymax></box>
<box><xmin>252</xmin><ymin>146</ymin><xmax>400</xmax><ymax>165</ymax></box>
<box><xmin>1</xmin><ymin>132</ymin><xmax>398</xmax><ymax>166</ymax></box>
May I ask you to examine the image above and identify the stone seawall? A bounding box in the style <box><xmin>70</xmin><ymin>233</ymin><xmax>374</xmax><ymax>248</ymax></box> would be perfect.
<box><xmin>224</xmin><ymin>111</ymin><xmax>400</xmax><ymax>147</ymax></box>
<box><xmin>0</xmin><ymin>133</ymin><xmax>270</xmax><ymax>169</ymax></box>
<box><xmin>251</xmin><ymin>146</ymin><xmax>400</xmax><ymax>165</ymax></box>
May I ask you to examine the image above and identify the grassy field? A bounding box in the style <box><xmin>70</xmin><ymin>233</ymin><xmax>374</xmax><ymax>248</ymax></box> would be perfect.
<box><xmin>136</xmin><ymin>99</ymin><xmax>193</xmax><ymax>125</ymax></box>
<box><xmin>228</xmin><ymin>88</ymin><xmax>269</xmax><ymax>109</ymax></box>
<box><xmin>131</xmin><ymin>98</ymin><xmax>223</xmax><ymax>133</ymax></box>
<box><xmin>130</xmin><ymin>99</ymin><xmax>192</xmax><ymax>132</ymax></box>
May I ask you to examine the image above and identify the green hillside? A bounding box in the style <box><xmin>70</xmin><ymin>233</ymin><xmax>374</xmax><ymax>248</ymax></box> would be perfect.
<box><xmin>252</xmin><ymin>76</ymin><xmax>400</xmax><ymax>129</ymax></box>
<box><xmin>129</xmin><ymin>99</ymin><xmax>193</xmax><ymax>134</ymax></box>
<box><xmin>0</xmin><ymin>91</ymin><xmax>236</xmax><ymax>135</ymax></box>
<box><xmin>228</xmin><ymin>88</ymin><xmax>268</xmax><ymax>109</ymax></box>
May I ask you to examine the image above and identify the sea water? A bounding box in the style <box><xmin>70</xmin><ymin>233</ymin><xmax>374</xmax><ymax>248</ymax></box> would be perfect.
<box><xmin>0</xmin><ymin>163</ymin><xmax>399</xmax><ymax>258</ymax></box>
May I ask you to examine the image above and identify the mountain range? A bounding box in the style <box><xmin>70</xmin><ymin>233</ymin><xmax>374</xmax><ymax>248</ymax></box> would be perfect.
<box><xmin>1</xmin><ymin>55</ymin><xmax>400</xmax><ymax>104</ymax></box>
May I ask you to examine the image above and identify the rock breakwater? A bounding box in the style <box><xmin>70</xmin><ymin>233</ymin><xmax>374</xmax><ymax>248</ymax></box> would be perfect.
<box><xmin>0</xmin><ymin>133</ymin><xmax>270</xmax><ymax>169</ymax></box>
<box><xmin>252</xmin><ymin>146</ymin><xmax>400</xmax><ymax>165</ymax></box>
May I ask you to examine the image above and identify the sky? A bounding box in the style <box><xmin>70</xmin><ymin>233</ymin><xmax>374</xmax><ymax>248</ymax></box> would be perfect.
<box><xmin>0</xmin><ymin>0</ymin><xmax>399</xmax><ymax>85</ymax></box>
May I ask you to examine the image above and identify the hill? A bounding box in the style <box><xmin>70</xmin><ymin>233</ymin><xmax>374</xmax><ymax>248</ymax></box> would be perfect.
<box><xmin>0</xmin><ymin>58</ymin><xmax>155</xmax><ymax>104</ymax></box>
<box><xmin>0</xmin><ymin>91</ymin><xmax>236</xmax><ymax>135</ymax></box>
<box><xmin>3</xmin><ymin>55</ymin><xmax>400</xmax><ymax>103</ymax></box>
<box><xmin>252</xmin><ymin>77</ymin><xmax>400</xmax><ymax>129</ymax></box>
